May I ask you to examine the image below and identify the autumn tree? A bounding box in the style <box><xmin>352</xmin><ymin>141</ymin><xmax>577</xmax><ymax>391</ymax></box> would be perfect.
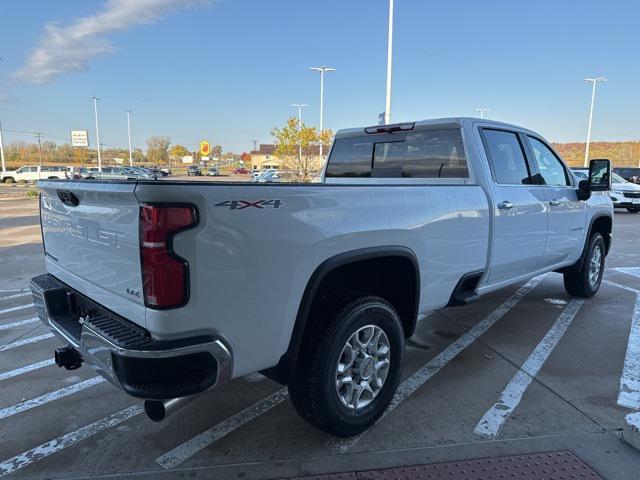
<box><xmin>272</xmin><ymin>117</ymin><xmax>333</xmax><ymax>182</ymax></box>
<box><xmin>146</xmin><ymin>136</ymin><xmax>171</xmax><ymax>165</ymax></box>
<box><xmin>169</xmin><ymin>144</ymin><xmax>189</xmax><ymax>163</ymax></box>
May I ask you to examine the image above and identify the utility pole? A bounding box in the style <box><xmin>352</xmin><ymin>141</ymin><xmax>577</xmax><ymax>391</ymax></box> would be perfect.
<box><xmin>292</xmin><ymin>104</ymin><xmax>308</xmax><ymax>163</ymax></box>
<box><xmin>34</xmin><ymin>132</ymin><xmax>44</xmax><ymax>180</ymax></box>
<box><xmin>126</xmin><ymin>110</ymin><xmax>133</xmax><ymax>166</ymax></box>
<box><xmin>583</xmin><ymin>77</ymin><xmax>607</xmax><ymax>167</ymax></box>
<box><xmin>0</xmin><ymin>121</ymin><xmax>5</xmax><ymax>173</ymax></box>
<box><xmin>309</xmin><ymin>66</ymin><xmax>336</xmax><ymax>158</ymax></box>
<box><xmin>475</xmin><ymin>108</ymin><xmax>491</xmax><ymax>119</ymax></box>
<box><xmin>93</xmin><ymin>97</ymin><xmax>102</xmax><ymax>172</ymax></box>
<box><xmin>384</xmin><ymin>0</ymin><xmax>394</xmax><ymax>125</ymax></box>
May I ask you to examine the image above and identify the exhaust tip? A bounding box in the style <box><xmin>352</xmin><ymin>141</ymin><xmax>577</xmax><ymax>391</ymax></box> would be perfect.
<box><xmin>144</xmin><ymin>400</ymin><xmax>166</xmax><ymax>422</ymax></box>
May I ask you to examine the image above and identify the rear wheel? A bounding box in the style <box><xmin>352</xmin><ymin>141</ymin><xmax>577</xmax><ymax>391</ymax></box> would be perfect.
<box><xmin>288</xmin><ymin>296</ymin><xmax>404</xmax><ymax>437</ymax></box>
<box><xmin>626</xmin><ymin>207</ymin><xmax>640</xmax><ymax>213</ymax></box>
<box><xmin>563</xmin><ymin>233</ymin><xmax>605</xmax><ymax>298</ymax></box>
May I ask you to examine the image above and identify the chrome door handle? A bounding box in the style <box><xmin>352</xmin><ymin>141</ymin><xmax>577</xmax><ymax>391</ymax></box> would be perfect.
<box><xmin>549</xmin><ymin>199</ymin><xmax>560</xmax><ymax>206</ymax></box>
<box><xmin>497</xmin><ymin>201</ymin><xmax>514</xmax><ymax>210</ymax></box>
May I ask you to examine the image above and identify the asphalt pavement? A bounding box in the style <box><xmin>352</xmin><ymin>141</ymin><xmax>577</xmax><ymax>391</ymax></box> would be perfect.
<box><xmin>0</xmin><ymin>197</ymin><xmax>639</xmax><ymax>479</ymax></box>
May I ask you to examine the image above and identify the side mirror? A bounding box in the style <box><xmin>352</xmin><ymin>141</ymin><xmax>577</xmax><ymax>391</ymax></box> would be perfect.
<box><xmin>588</xmin><ymin>158</ymin><xmax>612</xmax><ymax>191</ymax></box>
<box><xmin>577</xmin><ymin>179</ymin><xmax>591</xmax><ymax>201</ymax></box>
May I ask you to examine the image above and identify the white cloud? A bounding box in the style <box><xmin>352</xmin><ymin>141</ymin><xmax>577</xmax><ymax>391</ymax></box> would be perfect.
<box><xmin>15</xmin><ymin>0</ymin><xmax>208</xmax><ymax>84</ymax></box>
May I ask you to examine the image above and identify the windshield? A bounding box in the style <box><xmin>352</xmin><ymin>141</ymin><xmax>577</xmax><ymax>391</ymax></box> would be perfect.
<box><xmin>612</xmin><ymin>172</ymin><xmax>627</xmax><ymax>183</ymax></box>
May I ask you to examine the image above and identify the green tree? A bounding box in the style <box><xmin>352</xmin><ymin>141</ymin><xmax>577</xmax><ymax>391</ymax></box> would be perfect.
<box><xmin>146</xmin><ymin>136</ymin><xmax>171</xmax><ymax>165</ymax></box>
<box><xmin>272</xmin><ymin>117</ymin><xmax>333</xmax><ymax>182</ymax></box>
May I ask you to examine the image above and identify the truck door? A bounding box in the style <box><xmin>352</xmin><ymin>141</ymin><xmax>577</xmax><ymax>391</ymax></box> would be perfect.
<box><xmin>480</xmin><ymin>128</ymin><xmax>548</xmax><ymax>285</ymax></box>
<box><xmin>524</xmin><ymin>136</ymin><xmax>586</xmax><ymax>266</ymax></box>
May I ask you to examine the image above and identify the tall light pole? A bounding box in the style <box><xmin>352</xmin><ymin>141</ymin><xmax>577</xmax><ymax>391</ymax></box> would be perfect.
<box><xmin>384</xmin><ymin>0</ymin><xmax>394</xmax><ymax>125</ymax></box>
<box><xmin>309</xmin><ymin>66</ymin><xmax>335</xmax><ymax>158</ymax></box>
<box><xmin>583</xmin><ymin>77</ymin><xmax>607</xmax><ymax>167</ymax></box>
<box><xmin>475</xmin><ymin>108</ymin><xmax>491</xmax><ymax>119</ymax></box>
<box><xmin>93</xmin><ymin>97</ymin><xmax>102</xmax><ymax>172</ymax></box>
<box><xmin>0</xmin><ymin>122</ymin><xmax>5</xmax><ymax>173</ymax></box>
<box><xmin>126</xmin><ymin>110</ymin><xmax>133</xmax><ymax>166</ymax></box>
<box><xmin>291</xmin><ymin>103</ymin><xmax>308</xmax><ymax>162</ymax></box>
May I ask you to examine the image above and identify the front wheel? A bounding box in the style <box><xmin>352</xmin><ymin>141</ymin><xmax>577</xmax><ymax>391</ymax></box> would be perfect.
<box><xmin>626</xmin><ymin>207</ymin><xmax>640</xmax><ymax>213</ymax></box>
<box><xmin>563</xmin><ymin>233</ymin><xmax>605</xmax><ymax>298</ymax></box>
<box><xmin>288</xmin><ymin>296</ymin><xmax>404</xmax><ymax>437</ymax></box>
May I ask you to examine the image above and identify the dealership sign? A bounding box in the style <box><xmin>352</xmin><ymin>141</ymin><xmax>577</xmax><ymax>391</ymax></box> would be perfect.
<box><xmin>199</xmin><ymin>140</ymin><xmax>210</xmax><ymax>156</ymax></box>
<box><xmin>70</xmin><ymin>130</ymin><xmax>89</xmax><ymax>147</ymax></box>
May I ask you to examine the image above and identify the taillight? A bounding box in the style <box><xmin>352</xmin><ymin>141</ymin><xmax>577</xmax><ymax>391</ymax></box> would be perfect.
<box><xmin>140</xmin><ymin>204</ymin><xmax>197</xmax><ymax>308</ymax></box>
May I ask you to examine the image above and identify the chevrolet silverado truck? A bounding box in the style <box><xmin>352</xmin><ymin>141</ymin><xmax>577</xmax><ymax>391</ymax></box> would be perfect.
<box><xmin>31</xmin><ymin>118</ymin><xmax>613</xmax><ymax>437</ymax></box>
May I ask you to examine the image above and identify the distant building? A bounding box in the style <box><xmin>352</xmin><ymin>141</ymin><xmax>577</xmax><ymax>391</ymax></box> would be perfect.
<box><xmin>250</xmin><ymin>143</ymin><xmax>325</xmax><ymax>172</ymax></box>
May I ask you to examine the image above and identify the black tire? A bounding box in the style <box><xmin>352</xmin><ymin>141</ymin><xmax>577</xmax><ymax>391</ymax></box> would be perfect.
<box><xmin>563</xmin><ymin>232</ymin><xmax>605</xmax><ymax>298</ymax></box>
<box><xmin>626</xmin><ymin>207</ymin><xmax>640</xmax><ymax>213</ymax></box>
<box><xmin>288</xmin><ymin>296</ymin><xmax>404</xmax><ymax>437</ymax></box>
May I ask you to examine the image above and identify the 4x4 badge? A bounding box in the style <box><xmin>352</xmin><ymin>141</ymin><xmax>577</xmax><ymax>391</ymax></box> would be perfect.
<box><xmin>214</xmin><ymin>200</ymin><xmax>283</xmax><ymax>210</ymax></box>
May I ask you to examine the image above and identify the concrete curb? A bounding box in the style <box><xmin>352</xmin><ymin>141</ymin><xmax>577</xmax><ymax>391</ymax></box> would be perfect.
<box><xmin>622</xmin><ymin>412</ymin><xmax>640</xmax><ymax>451</ymax></box>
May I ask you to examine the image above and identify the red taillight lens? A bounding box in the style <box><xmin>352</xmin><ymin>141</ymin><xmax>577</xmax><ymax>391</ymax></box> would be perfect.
<box><xmin>140</xmin><ymin>204</ymin><xmax>196</xmax><ymax>308</ymax></box>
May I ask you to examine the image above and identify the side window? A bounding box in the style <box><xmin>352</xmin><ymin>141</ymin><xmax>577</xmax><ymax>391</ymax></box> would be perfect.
<box><xmin>30</xmin><ymin>166</ymin><xmax>39</xmax><ymax>172</ymax></box>
<box><xmin>325</xmin><ymin>137</ymin><xmax>373</xmax><ymax>178</ymax></box>
<box><xmin>373</xmin><ymin>129</ymin><xmax>469</xmax><ymax>178</ymax></box>
<box><xmin>482</xmin><ymin>130</ymin><xmax>531</xmax><ymax>185</ymax></box>
<box><xmin>41</xmin><ymin>166</ymin><xmax>51</xmax><ymax>172</ymax></box>
<box><xmin>527</xmin><ymin>137</ymin><xmax>570</xmax><ymax>186</ymax></box>
<box><xmin>17</xmin><ymin>167</ymin><xmax>26</xmax><ymax>173</ymax></box>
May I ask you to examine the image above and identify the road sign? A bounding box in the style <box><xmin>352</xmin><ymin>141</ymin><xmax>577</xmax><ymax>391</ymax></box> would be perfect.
<box><xmin>71</xmin><ymin>130</ymin><xmax>89</xmax><ymax>147</ymax></box>
<box><xmin>200</xmin><ymin>141</ymin><xmax>210</xmax><ymax>156</ymax></box>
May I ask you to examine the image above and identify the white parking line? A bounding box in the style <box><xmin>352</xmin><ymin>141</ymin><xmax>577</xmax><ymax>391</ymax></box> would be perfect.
<box><xmin>0</xmin><ymin>303</ymin><xmax>32</xmax><ymax>316</ymax></box>
<box><xmin>0</xmin><ymin>316</ymin><xmax>39</xmax><ymax>331</ymax></box>
<box><xmin>0</xmin><ymin>376</ymin><xmax>105</xmax><ymax>420</ymax></box>
<box><xmin>156</xmin><ymin>388</ymin><xmax>289</xmax><ymax>469</ymax></box>
<box><xmin>328</xmin><ymin>274</ymin><xmax>547</xmax><ymax>453</ymax></box>
<box><xmin>0</xmin><ymin>292</ymin><xmax>31</xmax><ymax>302</ymax></box>
<box><xmin>0</xmin><ymin>404</ymin><xmax>143</xmax><ymax>478</ymax></box>
<box><xmin>0</xmin><ymin>288</ymin><xmax>29</xmax><ymax>294</ymax></box>
<box><xmin>0</xmin><ymin>359</ymin><xmax>54</xmax><ymax>381</ymax></box>
<box><xmin>0</xmin><ymin>333</ymin><xmax>54</xmax><ymax>352</ymax></box>
<box><xmin>474</xmin><ymin>297</ymin><xmax>585</xmax><ymax>438</ymax></box>
<box><xmin>618</xmin><ymin>293</ymin><xmax>640</xmax><ymax>410</ymax></box>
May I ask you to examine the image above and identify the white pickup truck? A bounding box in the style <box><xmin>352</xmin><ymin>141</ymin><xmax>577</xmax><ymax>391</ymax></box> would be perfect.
<box><xmin>31</xmin><ymin>118</ymin><xmax>613</xmax><ymax>437</ymax></box>
<box><xmin>2</xmin><ymin>165</ymin><xmax>67</xmax><ymax>182</ymax></box>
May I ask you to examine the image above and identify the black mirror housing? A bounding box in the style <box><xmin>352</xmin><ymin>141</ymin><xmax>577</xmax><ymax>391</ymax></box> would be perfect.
<box><xmin>577</xmin><ymin>179</ymin><xmax>591</xmax><ymax>201</ymax></box>
<box><xmin>589</xmin><ymin>158</ymin><xmax>612</xmax><ymax>191</ymax></box>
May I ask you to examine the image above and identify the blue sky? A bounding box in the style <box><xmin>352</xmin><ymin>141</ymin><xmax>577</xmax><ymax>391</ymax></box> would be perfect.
<box><xmin>1</xmin><ymin>0</ymin><xmax>638</xmax><ymax>152</ymax></box>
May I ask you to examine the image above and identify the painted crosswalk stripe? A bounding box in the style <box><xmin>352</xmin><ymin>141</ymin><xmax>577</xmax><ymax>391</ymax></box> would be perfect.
<box><xmin>0</xmin><ymin>292</ymin><xmax>31</xmax><ymax>302</ymax></box>
<box><xmin>328</xmin><ymin>274</ymin><xmax>547</xmax><ymax>453</ymax></box>
<box><xmin>0</xmin><ymin>404</ymin><xmax>143</xmax><ymax>478</ymax></box>
<box><xmin>0</xmin><ymin>317</ymin><xmax>39</xmax><ymax>331</ymax></box>
<box><xmin>617</xmin><ymin>292</ymin><xmax>640</xmax><ymax>409</ymax></box>
<box><xmin>0</xmin><ymin>359</ymin><xmax>55</xmax><ymax>381</ymax></box>
<box><xmin>0</xmin><ymin>376</ymin><xmax>105</xmax><ymax>420</ymax></box>
<box><xmin>474</xmin><ymin>297</ymin><xmax>585</xmax><ymax>438</ymax></box>
<box><xmin>0</xmin><ymin>333</ymin><xmax>54</xmax><ymax>352</ymax></box>
<box><xmin>0</xmin><ymin>304</ymin><xmax>32</xmax><ymax>316</ymax></box>
<box><xmin>156</xmin><ymin>388</ymin><xmax>289</xmax><ymax>469</ymax></box>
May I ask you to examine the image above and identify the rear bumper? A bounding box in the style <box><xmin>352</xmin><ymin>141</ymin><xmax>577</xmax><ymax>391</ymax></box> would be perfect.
<box><xmin>30</xmin><ymin>273</ymin><xmax>232</xmax><ymax>400</ymax></box>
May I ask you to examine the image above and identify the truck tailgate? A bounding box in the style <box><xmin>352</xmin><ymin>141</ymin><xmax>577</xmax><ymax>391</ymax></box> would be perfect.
<box><xmin>38</xmin><ymin>181</ymin><xmax>146</xmax><ymax>326</ymax></box>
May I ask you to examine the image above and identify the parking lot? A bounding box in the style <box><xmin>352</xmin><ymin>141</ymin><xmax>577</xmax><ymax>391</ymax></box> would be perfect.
<box><xmin>1</xmin><ymin>196</ymin><xmax>640</xmax><ymax>479</ymax></box>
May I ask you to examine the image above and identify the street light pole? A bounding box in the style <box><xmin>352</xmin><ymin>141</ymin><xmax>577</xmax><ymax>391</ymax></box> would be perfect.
<box><xmin>292</xmin><ymin>103</ymin><xmax>308</xmax><ymax>163</ymax></box>
<box><xmin>475</xmin><ymin>108</ymin><xmax>491</xmax><ymax>119</ymax></box>
<box><xmin>0</xmin><ymin>121</ymin><xmax>5</xmax><ymax>173</ymax></box>
<box><xmin>126</xmin><ymin>110</ymin><xmax>133</xmax><ymax>166</ymax></box>
<box><xmin>385</xmin><ymin>0</ymin><xmax>394</xmax><ymax>125</ymax></box>
<box><xmin>583</xmin><ymin>77</ymin><xmax>607</xmax><ymax>167</ymax></box>
<box><xmin>309</xmin><ymin>66</ymin><xmax>335</xmax><ymax>158</ymax></box>
<box><xmin>93</xmin><ymin>97</ymin><xmax>102</xmax><ymax>172</ymax></box>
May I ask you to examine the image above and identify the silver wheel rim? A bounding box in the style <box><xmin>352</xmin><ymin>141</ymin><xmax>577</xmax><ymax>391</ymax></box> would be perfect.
<box><xmin>589</xmin><ymin>244</ymin><xmax>602</xmax><ymax>287</ymax></box>
<box><xmin>335</xmin><ymin>324</ymin><xmax>391</xmax><ymax>410</ymax></box>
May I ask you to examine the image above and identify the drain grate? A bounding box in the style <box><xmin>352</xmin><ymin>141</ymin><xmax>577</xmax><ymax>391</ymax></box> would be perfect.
<box><xmin>292</xmin><ymin>451</ymin><xmax>603</xmax><ymax>480</ymax></box>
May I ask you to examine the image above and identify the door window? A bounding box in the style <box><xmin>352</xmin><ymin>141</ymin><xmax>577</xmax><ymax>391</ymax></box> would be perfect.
<box><xmin>527</xmin><ymin>137</ymin><xmax>570</xmax><ymax>186</ymax></box>
<box><xmin>482</xmin><ymin>130</ymin><xmax>531</xmax><ymax>185</ymax></box>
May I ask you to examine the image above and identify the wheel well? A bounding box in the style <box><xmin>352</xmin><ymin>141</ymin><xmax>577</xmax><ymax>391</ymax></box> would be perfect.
<box><xmin>262</xmin><ymin>248</ymin><xmax>420</xmax><ymax>384</ymax></box>
<box><xmin>591</xmin><ymin>215</ymin><xmax>612</xmax><ymax>254</ymax></box>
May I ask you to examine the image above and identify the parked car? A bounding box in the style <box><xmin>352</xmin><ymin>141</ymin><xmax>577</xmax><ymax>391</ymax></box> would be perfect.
<box><xmin>252</xmin><ymin>168</ymin><xmax>277</xmax><ymax>180</ymax></box>
<box><xmin>573</xmin><ymin>168</ymin><xmax>640</xmax><ymax>213</ymax></box>
<box><xmin>614</xmin><ymin>167</ymin><xmax>640</xmax><ymax>185</ymax></box>
<box><xmin>206</xmin><ymin>166</ymin><xmax>220</xmax><ymax>176</ymax></box>
<box><xmin>1</xmin><ymin>165</ymin><xmax>67</xmax><ymax>183</ymax></box>
<box><xmin>187</xmin><ymin>165</ymin><xmax>201</xmax><ymax>176</ymax></box>
<box><xmin>160</xmin><ymin>167</ymin><xmax>172</xmax><ymax>176</ymax></box>
<box><xmin>254</xmin><ymin>170</ymin><xmax>280</xmax><ymax>183</ymax></box>
<box><xmin>124</xmin><ymin>167</ymin><xmax>156</xmax><ymax>180</ymax></box>
<box><xmin>233</xmin><ymin>167</ymin><xmax>249</xmax><ymax>174</ymax></box>
<box><xmin>32</xmin><ymin>118</ymin><xmax>612</xmax><ymax>437</ymax></box>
